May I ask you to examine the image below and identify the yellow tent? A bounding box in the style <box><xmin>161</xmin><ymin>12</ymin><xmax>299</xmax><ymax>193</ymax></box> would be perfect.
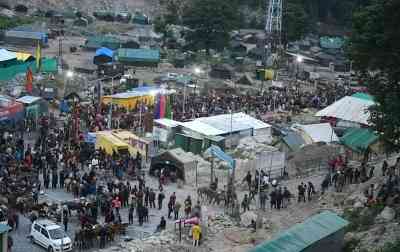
<box><xmin>102</xmin><ymin>94</ymin><xmax>155</xmax><ymax>110</ymax></box>
<box><xmin>112</xmin><ymin>130</ymin><xmax>151</xmax><ymax>159</ymax></box>
<box><xmin>16</xmin><ymin>52</ymin><xmax>34</xmax><ymax>62</ymax></box>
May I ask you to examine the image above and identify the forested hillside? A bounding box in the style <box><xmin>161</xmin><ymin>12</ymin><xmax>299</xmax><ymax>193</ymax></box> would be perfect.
<box><xmin>238</xmin><ymin>0</ymin><xmax>367</xmax><ymax>39</ymax></box>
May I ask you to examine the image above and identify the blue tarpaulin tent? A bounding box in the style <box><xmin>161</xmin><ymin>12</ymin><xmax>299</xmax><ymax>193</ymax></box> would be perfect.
<box><xmin>94</xmin><ymin>47</ymin><xmax>114</xmax><ymax>65</ymax></box>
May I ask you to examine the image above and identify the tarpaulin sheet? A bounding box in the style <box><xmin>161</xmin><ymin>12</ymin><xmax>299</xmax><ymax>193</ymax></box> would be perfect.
<box><xmin>250</xmin><ymin>211</ymin><xmax>348</xmax><ymax>252</ymax></box>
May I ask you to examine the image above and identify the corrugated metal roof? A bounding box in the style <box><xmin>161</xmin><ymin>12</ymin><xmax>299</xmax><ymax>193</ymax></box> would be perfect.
<box><xmin>282</xmin><ymin>131</ymin><xmax>307</xmax><ymax>151</ymax></box>
<box><xmin>250</xmin><ymin>211</ymin><xmax>349</xmax><ymax>252</ymax></box>
<box><xmin>293</xmin><ymin>123</ymin><xmax>339</xmax><ymax>143</ymax></box>
<box><xmin>116</xmin><ymin>48</ymin><xmax>160</xmax><ymax>62</ymax></box>
<box><xmin>180</xmin><ymin>113</ymin><xmax>271</xmax><ymax>136</ymax></box>
<box><xmin>0</xmin><ymin>49</ymin><xmax>16</xmax><ymax>62</ymax></box>
<box><xmin>181</xmin><ymin>121</ymin><xmax>225</xmax><ymax>136</ymax></box>
<box><xmin>341</xmin><ymin>128</ymin><xmax>379</xmax><ymax>153</ymax></box>
<box><xmin>5</xmin><ymin>30</ymin><xmax>47</xmax><ymax>40</ymax></box>
<box><xmin>315</xmin><ymin>96</ymin><xmax>374</xmax><ymax>125</ymax></box>
<box><xmin>154</xmin><ymin>118</ymin><xmax>181</xmax><ymax>128</ymax></box>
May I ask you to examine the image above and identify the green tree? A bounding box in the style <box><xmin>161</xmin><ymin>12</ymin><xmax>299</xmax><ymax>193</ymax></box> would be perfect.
<box><xmin>183</xmin><ymin>0</ymin><xmax>239</xmax><ymax>53</ymax></box>
<box><xmin>284</xmin><ymin>0</ymin><xmax>309</xmax><ymax>41</ymax></box>
<box><xmin>349</xmin><ymin>0</ymin><xmax>400</xmax><ymax>152</ymax></box>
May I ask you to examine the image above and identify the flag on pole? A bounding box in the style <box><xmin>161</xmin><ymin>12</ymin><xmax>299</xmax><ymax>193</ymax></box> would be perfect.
<box><xmin>35</xmin><ymin>42</ymin><xmax>41</xmax><ymax>71</ymax></box>
<box><xmin>165</xmin><ymin>96</ymin><xmax>172</xmax><ymax>119</ymax></box>
<box><xmin>26</xmin><ymin>67</ymin><xmax>33</xmax><ymax>93</ymax></box>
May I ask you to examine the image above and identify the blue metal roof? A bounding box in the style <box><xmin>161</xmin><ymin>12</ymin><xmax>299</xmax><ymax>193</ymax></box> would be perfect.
<box><xmin>95</xmin><ymin>47</ymin><xmax>114</xmax><ymax>58</ymax></box>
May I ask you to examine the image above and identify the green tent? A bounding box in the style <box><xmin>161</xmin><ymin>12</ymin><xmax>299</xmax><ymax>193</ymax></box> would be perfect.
<box><xmin>340</xmin><ymin>128</ymin><xmax>379</xmax><ymax>153</ymax></box>
<box><xmin>250</xmin><ymin>211</ymin><xmax>349</xmax><ymax>252</ymax></box>
<box><xmin>115</xmin><ymin>48</ymin><xmax>160</xmax><ymax>67</ymax></box>
<box><xmin>351</xmin><ymin>92</ymin><xmax>374</xmax><ymax>102</ymax></box>
<box><xmin>0</xmin><ymin>58</ymin><xmax>57</xmax><ymax>81</ymax></box>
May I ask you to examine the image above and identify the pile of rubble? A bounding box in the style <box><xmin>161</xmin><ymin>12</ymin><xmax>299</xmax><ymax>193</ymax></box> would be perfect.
<box><xmin>233</xmin><ymin>136</ymin><xmax>275</xmax><ymax>160</ymax></box>
<box><xmin>103</xmin><ymin>230</ymin><xmax>179</xmax><ymax>252</ymax></box>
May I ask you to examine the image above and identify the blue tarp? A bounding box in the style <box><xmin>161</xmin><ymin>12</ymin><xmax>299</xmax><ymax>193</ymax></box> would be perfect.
<box><xmin>208</xmin><ymin>145</ymin><xmax>235</xmax><ymax>169</ymax></box>
<box><xmin>95</xmin><ymin>47</ymin><xmax>114</xmax><ymax>58</ymax></box>
<box><xmin>84</xmin><ymin>132</ymin><xmax>97</xmax><ymax>144</ymax></box>
<box><xmin>59</xmin><ymin>100</ymin><xmax>70</xmax><ymax>113</ymax></box>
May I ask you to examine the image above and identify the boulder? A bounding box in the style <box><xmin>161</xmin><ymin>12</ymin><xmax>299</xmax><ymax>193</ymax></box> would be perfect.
<box><xmin>353</xmin><ymin>201</ymin><xmax>364</xmax><ymax>209</ymax></box>
<box><xmin>240</xmin><ymin>211</ymin><xmax>258</xmax><ymax>227</ymax></box>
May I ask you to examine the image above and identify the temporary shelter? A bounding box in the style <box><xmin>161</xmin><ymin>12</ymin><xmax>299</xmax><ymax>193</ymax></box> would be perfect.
<box><xmin>115</xmin><ymin>48</ymin><xmax>160</xmax><ymax>67</ymax></box>
<box><xmin>0</xmin><ymin>49</ymin><xmax>17</xmax><ymax>67</ymax></box>
<box><xmin>315</xmin><ymin>95</ymin><xmax>375</xmax><ymax>126</ymax></box>
<box><xmin>149</xmin><ymin>148</ymin><xmax>196</xmax><ymax>181</ymax></box>
<box><xmin>292</xmin><ymin>123</ymin><xmax>339</xmax><ymax>143</ymax></box>
<box><xmin>84</xmin><ymin>36</ymin><xmax>123</xmax><ymax>51</ymax></box>
<box><xmin>5</xmin><ymin>30</ymin><xmax>48</xmax><ymax>47</ymax></box>
<box><xmin>0</xmin><ymin>96</ymin><xmax>24</xmax><ymax>124</ymax></box>
<box><xmin>341</xmin><ymin>128</ymin><xmax>380</xmax><ymax>154</ymax></box>
<box><xmin>178</xmin><ymin>113</ymin><xmax>271</xmax><ymax>147</ymax></box>
<box><xmin>184</xmin><ymin>112</ymin><xmax>272</xmax><ymax>137</ymax></box>
<box><xmin>250</xmin><ymin>211</ymin><xmax>348</xmax><ymax>252</ymax></box>
<box><xmin>16</xmin><ymin>95</ymin><xmax>48</xmax><ymax>119</ymax></box>
<box><xmin>15</xmin><ymin>52</ymin><xmax>35</xmax><ymax>62</ymax></box>
<box><xmin>111</xmin><ymin>130</ymin><xmax>153</xmax><ymax>160</ymax></box>
<box><xmin>102</xmin><ymin>86</ymin><xmax>175</xmax><ymax>110</ymax></box>
<box><xmin>93</xmin><ymin>47</ymin><xmax>114</xmax><ymax>65</ymax></box>
<box><xmin>95</xmin><ymin>131</ymin><xmax>130</xmax><ymax>156</ymax></box>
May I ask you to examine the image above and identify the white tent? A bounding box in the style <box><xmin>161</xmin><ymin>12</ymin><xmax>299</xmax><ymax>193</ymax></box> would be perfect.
<box><xmin>0</xmin><ymin>49</ymin><xmax>16</xmax><ymax>62</ymax></box>
<box><xmin>292</xmin><ymin>123</ymin><xmax>339</xmax><ymax>143</ymax></box>
<box><xmin>176</xmin><ymin>113</ymin><xmax>272</xmax><ymax>137</ymax></box>
<box><xmin>315</xmin><ymin>96</ymin><xmax>374</xmax><ymax>125</ymax></box>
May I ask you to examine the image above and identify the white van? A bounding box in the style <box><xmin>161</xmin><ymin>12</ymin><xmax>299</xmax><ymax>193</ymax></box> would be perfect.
<box><xmin>30</xmin><ymin>219</ymin><xmax>72</xmax><ymax>252</ymax></box>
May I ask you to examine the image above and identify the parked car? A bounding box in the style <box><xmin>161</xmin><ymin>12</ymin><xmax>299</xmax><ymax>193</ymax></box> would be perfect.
<box><xmin>30</xmin><ymin>219</ymin><xmax>72</xmax><ymax>252</ymax></box>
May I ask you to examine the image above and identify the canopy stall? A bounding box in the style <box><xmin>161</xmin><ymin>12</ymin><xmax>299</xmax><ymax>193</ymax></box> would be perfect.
<box><xmin>102</xmin><ymin>86</ymin><xmax>175</xmax><ymax>110</ymax></box>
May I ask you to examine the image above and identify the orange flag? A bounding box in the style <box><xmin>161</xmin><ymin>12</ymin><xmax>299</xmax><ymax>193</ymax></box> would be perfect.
<box><xmin>26</xmin><ymin>67</ymin><xmax>33</xmax><ymax>93</ymax></box>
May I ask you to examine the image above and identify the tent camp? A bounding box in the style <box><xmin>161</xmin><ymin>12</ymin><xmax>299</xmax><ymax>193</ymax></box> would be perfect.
<box><xmin>315</xmin><ymin>95</ymin><xmax>374</xmax><ymax>126</ymax></box>
<box><xmin>149</xmin><ymin>148</ymin><xmax>196</xmax><ymax>181</ymax></box>
<box><xmin>250</xmin><ymin>211</ymin><xmax>348</xmax><ymax>252</ymax></box>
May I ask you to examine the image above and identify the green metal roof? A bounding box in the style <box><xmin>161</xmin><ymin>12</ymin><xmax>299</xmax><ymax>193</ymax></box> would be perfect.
<box><xmin>85</xmin><ymin>36</ymin><xmax>122</xmax><ymax>50</ymax></box>
<box><xmin>249</xmin><ymin>211</ymin><xmax>349</xmax><ymax>252</ymax></box>
<box><xmin>116</xmin><ymin>48</ymin><xmax>160</xmax><ymax>63</ymax></box>
<box><xmin>351</xmin><ymin>92</ymin><xmax>374</xmax><ymax>101</ymax></box>
<box><xmin>0</xmin><ymin>224</ymin><xmax>11</xmax><ymax>234</ymax></box>
<box><xmin>341</xmin><ymin>128</ymin><xmax>379</xmax><ymax>153</ymax></box>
